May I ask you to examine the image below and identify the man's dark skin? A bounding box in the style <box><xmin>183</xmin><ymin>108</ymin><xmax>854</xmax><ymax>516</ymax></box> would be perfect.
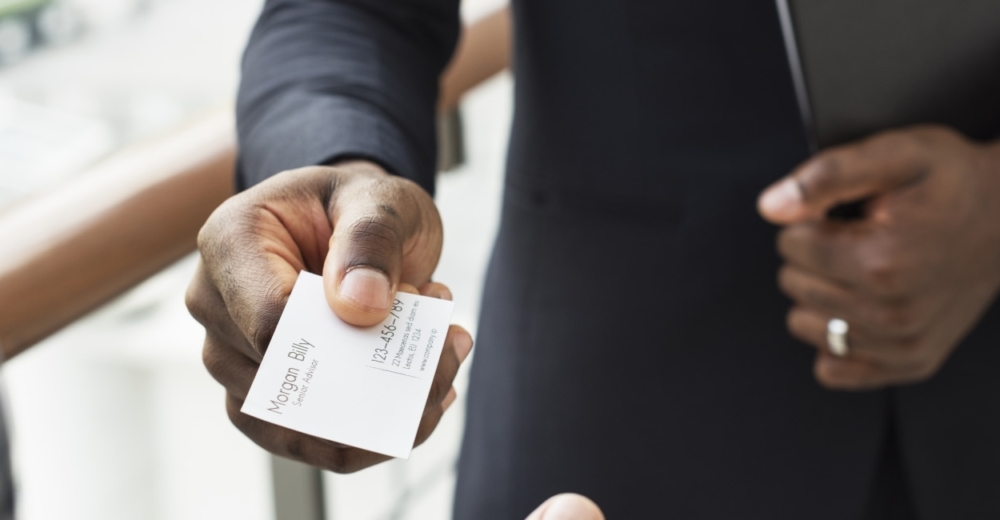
<box><xmin>188</xmin><ymin>124</ymin><xmax>1000</xmax><ymax>472</ymax></box>
<box><xmin>187</xmin><ymin>160</ymin><xmax>472</xmax><ymax>472</ymax></box>
<box><xmin>760</xmin><ymin>125</ymin><xmax>1000</xmax><ymax>389</ymax></box>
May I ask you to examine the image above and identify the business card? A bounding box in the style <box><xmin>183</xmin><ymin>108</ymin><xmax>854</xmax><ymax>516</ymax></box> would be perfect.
<box><xmin>241</xmin><ymin>271</ymin><xmax>455</xmax><ymax>459</ymax></box>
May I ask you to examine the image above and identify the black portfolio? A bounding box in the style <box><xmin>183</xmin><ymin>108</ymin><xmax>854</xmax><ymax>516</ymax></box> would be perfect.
<box><xmin>777</xmin><ymin>0</ymin><xmax>1000</xmax><ymax>150</ymax></box>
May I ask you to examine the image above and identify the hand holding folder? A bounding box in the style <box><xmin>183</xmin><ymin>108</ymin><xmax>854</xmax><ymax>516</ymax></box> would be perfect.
<box><xmin>757</xmin><ymin>1</ymin><xmax>1000</xmax><ymax>389</ymax></box>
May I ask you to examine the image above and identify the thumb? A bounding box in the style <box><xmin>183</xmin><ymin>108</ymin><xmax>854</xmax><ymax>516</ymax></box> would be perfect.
<box><xmin>322</xmin><ymin>167</ymin><xmax>441</xmax><ymax>327</ymax></box>
<box><xmin>758</xmin><ymin>132</ymin><xmax>928</xmax><ymax>224</ymax></box>
<box><xmin>526</xmin><ymin>494</ymin><xmax>605</xmax><ymax>520</ymax></box>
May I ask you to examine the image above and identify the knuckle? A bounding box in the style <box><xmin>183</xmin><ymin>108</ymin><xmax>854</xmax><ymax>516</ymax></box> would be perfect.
<box><xmin>185</xmin><ymin>282</ymin><xmax>207</xmax><ymax>321</ymax></box>
<box><xmin>195</xmin><ymin>219</ymin><xmax>216</xmax><ymax>254</ymax></box>
<box><xmin>817</xmin><ymin>367</ymin><xmax>864</xmax><ymax>390</ymax></box>
<box><xmin>785</xmin><ymin>308</ymin><xmax>798</xmax><ymax>330</ymax></box>
<box><xmin>905</xmin><ymin>354</ymin><xmax>944</xmax><ymax>384</ymax></box>
<box><xmin>800</xmin><ymin>155</ymin><xmax>842</xmax><ymax>201</ymax></box>
<box><xmin>909</xmin><ymin>124</ymin><xmax>957</xmax><ymax>145</ymax></box>
<box><xmin>226</xmin><ymin>394</ymin><xmax>251</xmax><ymax>430</ymax></box>
<box><xmin>813</xmin><ymin>362</ymin><xmax>842</xmax><ymax>388</ymax></box>
<box><xmin>815</xmin><ymin>373</ymin><xmax>840</xmax><ymax>389</ymax></box>
<box><xmin>196</xmin><ymin>196</ymin><xmax>242</xmax><ymax>255</ymax></box>
<box><xmin>864</xmin><ymin>129</ymin><xmax>922</xmax><ymax>161</ymax></box>
<box><xmin>802</xmin><ymin>284</ymin><xmax>837</xmax><ymax>310</ymax></box>
<box><xmin>428</xmin><ymin>374</ymin><xmax>451</xmax><ymax>405</ymax></box>
<box><xmin>873</xmin><ymin>303</ymin><xmax>916</xmax><ymax>334</ymax></box>
<box><xmin>909</xmin><ymin>363</ymin><xmax>939</xmax><ymax>384</ymax></box>
<box><xmin>881</xmin><ymin>338</ymin><xmax>924</xmax><ymax>370</ymax></box>
<box><xmin>776</xmin><ymin>226</ymin><xmax>811</xmax><ymax>263</ymax></box>
<box><xmin>814</xmin><ymin>357</ymin><xmax>877</xmax><ymax>390</ymax></box>
<box><xmin>265</xmin><ymin>425</ymin><xmax>366</xmax><ymax>473</ymax></box>
<box><xmin>231</xmin><ymin>413</ymin><xmax>362</xmax><ymax>473</ymax></box>
<box><xmin>784</xmin><ymin>308</ymin><xmax>799</xmax><ymax>332</ymax></box>
<box><xmin>785</xmin><ymin>309</ymin><xmax>811</xmax><ymax>342</ymax></box>
<box><xmin>185</xmin><ymin>272</ymin><xmax>219</xmax><ymax>326</ymax></box>
<box><xmin>317</xmin><ymin>446</ymin><xmax>358</xmax><ymax>474</ymax></box>
<box><xmin>202</xmin><ymin>341</ymin><xmax>224</xmax><ymax>380</ymax></box>
<box><xmin>345</xmin><ymin>215</ymin><xmax>404</xmax><ymax>264</ymax></box>
<box><xmin>227</xmin><ymin>410</ymin><xmax>245</xmax><ymax>432</ymax></box>
<box><xmin>245</xmin><ymin>281</ymin><xmax>287</xmax><ymax>355</ymax></box>
<box><xmin>194</xmin><ymin>215</ymin><xmax>217</xmax><ymax>254</ymax></box>
<box><xmin>889</xmin><ymin>365</ymin><xmax>934</xmax><ymax>387</ymax></box>
<box><xmin>415</xmin><ymin>406</ymin><xmax>445</xmax><ymax>446</ymax></box>
<box><xmin>777</xmin><ymin>267</ymin><xmax>796</xmax><ymax>297</ymax></box>
<box><xmin>380</xmin><ymin>174</ymin><xmax>433</xmax><ymax>210</ymax></box>
<box><xmin>860</xmin><ymin>254</ymin><xmax>903</xmax><ymax>296</ymax></box>
<box><xmin>281</xmin><ymin>436</ymin><xmax>306</xmax><ymax>461</ymax></box>
<box><xmin>776</xmin><ymin>229</ymin><xmax>794</xmax><ymax>260</ymax></box>
<box><xmin>226</xmin><ymin>405</ymin><xmax>241</xmax><ymax>428</ymax></box>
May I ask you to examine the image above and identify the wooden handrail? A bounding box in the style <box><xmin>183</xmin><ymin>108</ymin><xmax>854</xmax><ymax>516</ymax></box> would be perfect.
<box><xmin>0</xmin><ymin>110</ymin><xmax>235</xmax><ymax>358</ymax></box>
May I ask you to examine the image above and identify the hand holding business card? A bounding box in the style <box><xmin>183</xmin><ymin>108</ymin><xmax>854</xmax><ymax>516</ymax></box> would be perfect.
<box><xmin>189</xmin><ymin>162</ymin><xmax>470</xmax><ymax>472</ymax></box>
<box><xmin>242</xmin><ymin>272</ymin><xmax>458</xmax><ymax>458</ymax></box>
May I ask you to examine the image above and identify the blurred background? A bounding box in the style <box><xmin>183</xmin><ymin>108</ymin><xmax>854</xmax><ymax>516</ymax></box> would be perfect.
<box><xmin>0</xmin><ymin>0</ymin><xmax>509</xmax><ymax>518</ymax></box>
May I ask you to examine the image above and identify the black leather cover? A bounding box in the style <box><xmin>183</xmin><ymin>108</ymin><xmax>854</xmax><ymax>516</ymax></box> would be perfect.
<box><xmin>778</xmin><ymin>0</ymin><xmax>1000</xmax><ymax>149</ymax></box>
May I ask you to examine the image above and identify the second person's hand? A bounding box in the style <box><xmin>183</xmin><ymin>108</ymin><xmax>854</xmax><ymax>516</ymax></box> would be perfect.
<box><xmin>759</xmin><ymin>126</ymin><xmax>1000</xmax><ymax>390</ymax></box>
<box><xmin>526</xmin><ymin>494</ymin><xmax>605</xmax><ymax>520</ymax></box>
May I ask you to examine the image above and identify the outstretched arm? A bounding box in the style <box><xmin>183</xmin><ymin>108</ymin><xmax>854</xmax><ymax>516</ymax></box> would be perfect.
<box><xmin>236</xmin><ymin>0</ymin><xmax>461</xmax><ymax>192</ymax></box>
<box><xmin>190</xmin><ymin>0</ymin><xmax>473</xmax><ymax>472</ymax></box>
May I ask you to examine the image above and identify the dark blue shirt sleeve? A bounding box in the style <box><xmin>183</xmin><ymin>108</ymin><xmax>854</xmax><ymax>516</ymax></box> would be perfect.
<box><xmin>235</xmin><ymin>0</ymin><xmax>461</xmax><ymax>193</ymax></box>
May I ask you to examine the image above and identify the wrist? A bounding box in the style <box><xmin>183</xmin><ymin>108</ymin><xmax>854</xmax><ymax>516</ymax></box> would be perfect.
<box><xmin>328</xmin><ymin>158</ymin><xmax>390</xmax><ymax>179</ymax></box>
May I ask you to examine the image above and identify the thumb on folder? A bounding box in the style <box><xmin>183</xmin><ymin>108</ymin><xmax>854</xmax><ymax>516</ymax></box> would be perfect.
<box><xmin>753</xmin><ymin>125</ymin><xmax>1000</xmax><ymax>390</ymax></box>
<box><xmin>757</xmin><ymin>128</ymin><xmax>943</xmax><ymax>225</ymax></box>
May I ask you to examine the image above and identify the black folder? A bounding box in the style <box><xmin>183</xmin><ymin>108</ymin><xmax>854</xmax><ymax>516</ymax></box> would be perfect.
<box><xmin>776</xmin><ymin>0</ymin><xmax>1000</xmax><ymax>151</ymax></box>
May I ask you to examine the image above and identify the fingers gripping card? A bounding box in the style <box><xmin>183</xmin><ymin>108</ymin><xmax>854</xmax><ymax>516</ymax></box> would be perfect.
<box><xmin>241</xmin><ymin>272</ymin><xmax>455</xmax><ymax>459</ymax></box>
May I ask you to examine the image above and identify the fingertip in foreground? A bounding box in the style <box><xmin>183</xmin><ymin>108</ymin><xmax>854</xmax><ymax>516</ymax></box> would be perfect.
<box><xmin>449</xmin><ymin>324</ymin><xmax>474</xmax><ymax>363</ymax></box>
<box><xmin>441</xmin><ymin>387</ymin><xmax>458</xmax><ymax>412</ymax></box>
<box><xmin>526</xmin><ymin>494</ymin><xmax>605</xmax><ymax>520</ymax></box>
<box><xmin>419</xmin><ymin>281</ymin><xmax>453</xmax><ymax>301</ymax></box>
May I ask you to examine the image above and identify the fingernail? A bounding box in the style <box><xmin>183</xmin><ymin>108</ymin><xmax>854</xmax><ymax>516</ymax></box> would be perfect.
<box><xmin>340</xmin><ymin>268</ymin><xmax>391</xmax><ymax>310</ymax></box>
<box><xmin>538</xmin><ymin>495</ymin><xmax>598</xmax><ymax>520</ymax></box>
<box><xmin>455</xmin><ymin>332</ymin><xmax>473</xmax><ymax>362</ymax></box>
<box><xmin>759</xmin><ymin>179</ymin><xmax>803</xmax><ymax>220</ymax></box>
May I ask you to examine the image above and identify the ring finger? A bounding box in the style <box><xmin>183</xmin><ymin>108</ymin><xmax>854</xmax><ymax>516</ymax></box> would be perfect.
<box><xmin>786</xmin><ymin>306</ymin><xmax>899</xmax><ymax>362</ymax></box>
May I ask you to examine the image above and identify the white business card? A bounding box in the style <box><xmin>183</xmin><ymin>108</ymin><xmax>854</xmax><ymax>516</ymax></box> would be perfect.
<box><xmin>241</xmin><ymin>271</ymin><xmax>455</xmax><ymax>459</ymax></box>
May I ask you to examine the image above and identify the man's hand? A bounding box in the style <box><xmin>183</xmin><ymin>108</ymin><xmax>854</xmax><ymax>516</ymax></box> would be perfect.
<box><xmin>186</xmin><ymin>161</ymin><xmax>473</xmax><ymax>472</ymax></box>
<box><xmin>758</xmin><ymin>126</ymin><xmax>1000</xmax><ymax>390</ymax></box>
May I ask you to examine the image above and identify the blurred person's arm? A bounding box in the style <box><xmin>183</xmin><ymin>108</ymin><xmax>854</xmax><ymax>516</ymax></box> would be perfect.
<box><xmin>188</xmin><ymin>0</ymin><xmax>475</xmax><ymax>473</ymax></box>
<box><xmin>438</xmin><ymin>5</ymin><xmax>511</xmax><ymax>111</ymax></box>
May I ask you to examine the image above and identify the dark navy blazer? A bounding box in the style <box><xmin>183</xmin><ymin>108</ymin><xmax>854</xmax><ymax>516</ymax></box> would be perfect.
<box><xmin>236</xmin><ymin>1</ymin><xmax>1000</xmax><ymax>518</ymax></box>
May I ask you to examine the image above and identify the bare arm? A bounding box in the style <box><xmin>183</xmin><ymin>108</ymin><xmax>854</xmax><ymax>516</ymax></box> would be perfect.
<box><xmin>438</xmin><ymin>5</ymin><xmax>511</xmax><ymax>111</ymax></box>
